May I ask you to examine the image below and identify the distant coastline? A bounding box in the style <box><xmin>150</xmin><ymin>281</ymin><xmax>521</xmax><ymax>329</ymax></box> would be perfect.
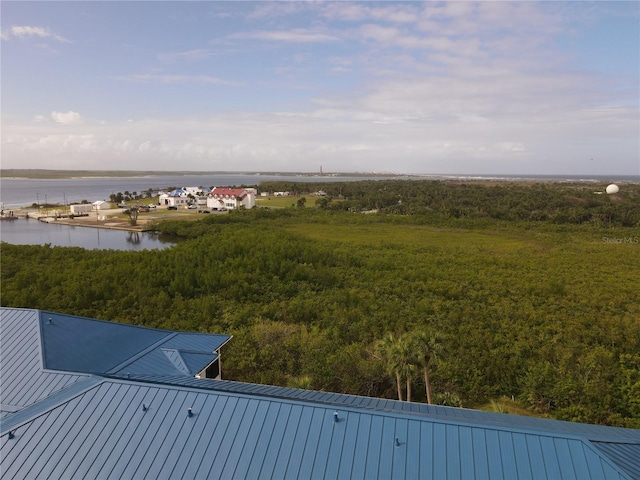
<box><xmin>0</xmin><ymin>169</ymin><xmax>406</xmax><ymax>180</ymax></box>
<box><xmin>1</xmin><ymin>169</ymin><xmax>638</xmax><ymax>183</ymax></box>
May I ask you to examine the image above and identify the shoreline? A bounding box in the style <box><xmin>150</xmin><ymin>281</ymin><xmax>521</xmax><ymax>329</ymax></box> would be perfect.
<box><xmin>12</xmin><ymin>208</ymin><xmax>155</xmax><ymax>233</ymax></box>
<box><xmin>46</xmin><ymin>216</ymin><xmax>148</xmax><ymax>232</ymax></box>
<box><xmin>9</xmin><ymin>205</ymin><xmax>203</xmax><ymax>233</ymax></box>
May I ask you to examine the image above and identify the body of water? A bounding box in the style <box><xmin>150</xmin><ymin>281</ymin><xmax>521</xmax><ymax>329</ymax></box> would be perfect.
<box><xmin>0</xmin><ymin>218</ymin><xmax>179</xmax><ymax>251</ymax></box>
<box><xmin>2</xmin><ymin>172</ymin><xmax>637</xmax><ymax>251</ymax></box>
<box><xmin>2</xmin><ymin>172</ymin><xmax>638</xmax><ymax>210</ymax></box>
<box><xmin>0</xmin><ymin>173</ymin><xmax>392</xmax><ymax>210</ymax></box>
<box><xmin>0</xmin><ymin>172</ymin><xmax>384</xmax><ymax>250</ymax></box>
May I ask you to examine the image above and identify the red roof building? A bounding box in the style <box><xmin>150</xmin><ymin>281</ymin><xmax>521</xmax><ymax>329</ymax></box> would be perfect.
<box><xmin>207</xmin><ymin>187</ymin><xmax>256</xmax><ymax>210</ymax></box>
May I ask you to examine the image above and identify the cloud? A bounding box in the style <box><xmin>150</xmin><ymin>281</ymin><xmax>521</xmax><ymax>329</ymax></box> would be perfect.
<box><xmin>2</xmin><ymin>2</ymin><xmax>637</xmax><ymax>175</ymax></box>
<box><xmin>119</xmin><ymin>74</ymin><xmax>241</xmax><ymax>86</ymax></box>
<box><xmin>157</xmin><ymin>49</ymin><xmax>216</xmax><ymax>62</ymax></box>
<box><xmin>3</xmin><ymin>99</ymin><xmax>637</xmax><ymax>175</ymax></box>
<box><xmin>320</xmin><ymin>3</ymin><xmax>419</xmax><ymax>23</ymax></box>
<box><xmin>231</xmin><ymin>29</ymin><xmax>339</xmax><ymax>43</ymax></box>
<box><xmin>51</xmin><ymin>111</ymin><xmax>81</xmax><ymax>125</ymax></box>
<box><xmin>3</xmin><ymin>25</ymin><xmax>69</xmax><ymax>43</ymax></box>
<box><xmin>247</xmin><ymin>2</ymin><xmax>312</xmax><ymax>20</ymax></box>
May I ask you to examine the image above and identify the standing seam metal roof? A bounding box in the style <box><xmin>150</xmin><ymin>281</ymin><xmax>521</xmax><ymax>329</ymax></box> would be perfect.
<box><xmin>1</xmin><ymin>308</ymin><xmax>638</xmax><ymax>480</ymax></box>
<box><xmin>0</xmin><ymin>309</ymin><xmax>87</xmax><ymax>411</ymax></box>
<box><xmin>1</xmin><ymin>377</ymin><xmax>635</xmax><ymax>480</ymax></box>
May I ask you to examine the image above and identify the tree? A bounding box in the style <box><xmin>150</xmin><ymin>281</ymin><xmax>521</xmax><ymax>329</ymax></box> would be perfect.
<box><xmin>315</xmin><ymin>197</ymin><xmax>330</xmax><ymax>209</ymax></box>
<box><xmin>375</xmin><ymin>332</ymin><xmax>416</xmax><ymax>401</ymax></box>
<box><xmin>125</xmin><ymin>207</ymin><xmax>139</xmax><ymax>226</ymax></box>
<box><xmin>410</xmin><ymin>329</ymin><xmax>444</xmax><ymax>404</ymax></box>
<box><xmin>297</xmin><ymin>197</ymin><xmax>307</xmax><ymax>208</ymax></box>
<box><xmin>396</xmin><ymin>336</ymin><xmax>417</xmax><ymax>402</ymax></box>
<box><xmin>375</xmin><ymin>333</ymin><xmax>405</xmax><ymax>401</ymax></box>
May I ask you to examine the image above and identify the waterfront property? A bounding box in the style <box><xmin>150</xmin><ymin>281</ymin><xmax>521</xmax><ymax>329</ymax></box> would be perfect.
<box><xmin>2</xmin><ymin>307</ymin><xmax>639</xmax><ymax>479</ymax></box>
<box><xmin>70</xmin><ymin>204</ymin><xmax>93</xmax><ymax>215</ymax></box>
<box><xmin>92</xmin><ymin>200</ymin><xmax>110</xmax><ymax>210</ymax></box>
<box><xmin>158</xmin><ymin>188</ymin><xmax>191</xmax><ymax>208</ymax></box>
<box><xmin>207</xmin><ymin>187</ymin><xmax>256</xmax><ymax>210</ymax></box>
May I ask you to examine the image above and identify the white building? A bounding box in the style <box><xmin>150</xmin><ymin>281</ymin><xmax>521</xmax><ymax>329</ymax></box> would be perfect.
<box><xmin>207</xmin><ymin>187</ymin><xmax>256</xmax><ymax>210</ymax></box>
<box><xmin>184</xmin><ymin>186</ymin><xmax>211</xmax><ymax>196</ymax></box>
<box><xmin>159</xmin><ymin>189</ymin><xmax>190</xmax><ymax>208</ymax></box>
<box><xmin>92</xmin><ymin>200</ymin><xmax>110</xmax><ymax>210</ymax></box>
<box><xmin>70</xmin><ymin>204</ymin><xmax>93</xmax><ymax>214</ymax></box>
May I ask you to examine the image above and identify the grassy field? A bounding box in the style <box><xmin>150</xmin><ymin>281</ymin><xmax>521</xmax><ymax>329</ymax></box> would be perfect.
<box><xmin>256</xmin><ymin>195</ymin><xmax>303</xmax><ymax>208</ymax></box>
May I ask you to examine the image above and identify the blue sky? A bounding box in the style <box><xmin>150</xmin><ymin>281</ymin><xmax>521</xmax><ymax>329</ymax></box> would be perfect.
<box><xmin>2</xmin><ymin>1</ymin><xmax>639</xmax><ymax>175</ymax></box>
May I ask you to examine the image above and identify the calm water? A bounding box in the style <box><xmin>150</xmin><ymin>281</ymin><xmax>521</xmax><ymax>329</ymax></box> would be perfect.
<box><xmin>0</xmin><ymin>173</ymin><xmax>389</xmax><ymax>209</ymax></box>
<box><xmin>0</xmin><ymin>173</ymin><xmax>382</xmax><ymax>250</ymax></box>
<box><xmin>0</xmin><ymin>218</ymin><xmax>179</xmax><ymax>250</ymax></box>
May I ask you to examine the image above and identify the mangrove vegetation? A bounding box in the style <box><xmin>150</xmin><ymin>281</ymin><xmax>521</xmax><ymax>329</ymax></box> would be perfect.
<box><xmin>2</xmin><ymin>180</ymin><xmax>639</xmax><ymax>427</ymax></box>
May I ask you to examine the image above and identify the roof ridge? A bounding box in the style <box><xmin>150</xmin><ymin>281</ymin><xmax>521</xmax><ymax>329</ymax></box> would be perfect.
<box><xmin>1</xmin><ymin>376</ymin><xmax>103</xmax><ymax>435</ymax></box>
<box><xmin>105</xmin><ymin>375</ymin><xmax>640</xmax><ymax>444</ymax></box>
<box><xmin>106</xmin><ymin>332</ymin><xmax>178</xmax><ymax>374</ymax></box>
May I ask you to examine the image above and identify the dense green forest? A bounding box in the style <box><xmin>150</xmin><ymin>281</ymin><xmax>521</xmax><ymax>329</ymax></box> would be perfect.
<box><xmin>2</xmin><ymin>180</ymin><xmax>639</xmax><ymax>427</ymax></box>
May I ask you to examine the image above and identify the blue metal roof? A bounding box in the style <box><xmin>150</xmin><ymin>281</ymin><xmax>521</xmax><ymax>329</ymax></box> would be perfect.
<box><xmin>36</xmin><ymin>310</ymin><xmax>230</xmax><ymax>376</ymax></box>
<box><xmin>40</xmin><ymin>311</ymin><xmax>171</xmax><ymax>373</ymax></box>
<box><xmin>113</xmin><ymin>348</ymin><xmax>219</xmax><ymax>376</ymax></box>
<box><xmin>2</xmin><ymin>377</ymin><xmax>635</xmax><ymax>480</ymax></box>
<box><xmin>113</xmin><ymin>374</ymin><xmax>640</xmax><ymax>444</ymax></box>
<box><xmin>0</xmin><ymin>309</ymin><xmax>87</xmax><ymax>411</ymax></box>
<box><xmin>1</xmin><ymin>308</ymin><xmax>638</xmax><ymax>480</ymax></box>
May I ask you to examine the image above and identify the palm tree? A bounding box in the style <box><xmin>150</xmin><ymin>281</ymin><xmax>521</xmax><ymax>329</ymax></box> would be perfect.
<box><xmin>395</xmin><ymin>337</ymin><xmax>417</xmax><ymax>402</ymax></box>
<box><xmin>410</xmin><ymin>330</ymin><xmax>444</xmax><ymax>404</ymax></box>
<box><xmin>375</xmin><ymin>333</ymin><xmax>405</xmax><ymax>401</ymax></box>
<box><xmin>375</xmin><ymin>333</ymin><xmax>417</xmax><ymax>402</ymax></box>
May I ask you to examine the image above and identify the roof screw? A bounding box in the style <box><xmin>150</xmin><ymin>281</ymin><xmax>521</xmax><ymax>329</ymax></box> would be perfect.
<box><xmin>395</xmin><ymin>437</ymin><xmax>400</xmax><ymax>447</ymax></box>
<box><xmin>333</xmin><ymin>411</ymin><xmax>339</xmax><ymax>423</ymax></box>
<box><xmin>187</xmin><ymin>407</ymin><xmax>194</xmax><ymax>418</ymax></box>
<box><xmin>8</xmin><ymin>431</ymin><xmax>15</xmax><ymax>440</ymax></box>
<box><xmin>142</xmin><ymin>404</ymin><xmax>148</xmax><ymax>412</ymax></box>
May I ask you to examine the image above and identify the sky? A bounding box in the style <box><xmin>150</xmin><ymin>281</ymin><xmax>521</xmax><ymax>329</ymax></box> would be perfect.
<box><xmin>2</xmin><ymin>1</ymin><xmax>639</xmax><ymax>175</ymax></box>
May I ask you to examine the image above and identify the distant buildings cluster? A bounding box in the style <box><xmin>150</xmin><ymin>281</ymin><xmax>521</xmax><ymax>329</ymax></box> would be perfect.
<box><xmin>158</xmin><ymin>186</ymin><xmax>257</xmax><ymax>211</ymax></box>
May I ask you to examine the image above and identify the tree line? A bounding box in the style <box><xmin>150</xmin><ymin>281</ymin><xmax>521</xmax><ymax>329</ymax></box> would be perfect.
<box><xmin>261</xmin><ymin>179</ymin><xmax>640</xmax><ymax>227</ymax></box>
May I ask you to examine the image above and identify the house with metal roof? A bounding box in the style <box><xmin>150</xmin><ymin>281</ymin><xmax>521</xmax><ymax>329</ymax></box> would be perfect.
<box><xmin>159</xmin><ymin>188</ymin><xmax>192</xmax><ymax>208</ymax></box>
<box><xmin>1</xmin><ymin>307</ymin><xmax>639</xmax><ymax>479</ymax></box>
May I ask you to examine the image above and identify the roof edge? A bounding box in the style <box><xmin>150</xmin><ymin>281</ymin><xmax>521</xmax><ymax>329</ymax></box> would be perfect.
<box><xmin>1</xmin><ymin>376</ymin><xmax>103</xmax><ymax>436</ymax></box>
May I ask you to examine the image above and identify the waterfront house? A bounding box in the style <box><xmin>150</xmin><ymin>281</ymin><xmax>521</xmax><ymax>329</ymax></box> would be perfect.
<box><xmin>159</xmin><ymin>189</ymin><xmax>191</xmax><ymax>208</ymax></box>
<box><xmin>184</xmin><ymin>186</ymin><xmax>211</xmax><ymax>196</ymax></box>
<box><xmin>207</xmin><ymin>187</ymin><xmax>256</xmax><ymax>210</ymax></box>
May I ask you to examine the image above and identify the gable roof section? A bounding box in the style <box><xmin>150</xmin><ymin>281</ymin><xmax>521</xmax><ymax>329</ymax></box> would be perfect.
<box><xmin>210</xmin><ymin>187</ymin><xmax>247</xmax><ymax>198</ymax></box>
<box><xmin>37</xmin><ymin>310</ymin><xmax>230</xmax><ymax>376</ymax></box>
<box><xmin>592</xmin><ymin>442</ymin><xmax>640</xmax><ymax>480</ymax></box>
<box><xmin>40</xmin><ymin>311</ymin><xmax>170</xmax><ymax>373</ymax></box>
<box><xmin>0</xmin><ymin>308</ymin><xmax>231</xmax><ymax>411</ymax></box>
<box><xmin>2</xmin><ymin>375</ymin><xmax>637</xmax><ymax>480</ymax></box>
<box><xmin>1</xmin><ymin>307</ymin><xmax>638</xmax><ymax>480</ymax></box>
<box><xmin>111</xmin><ymin>374</ymin><xmax>640</xmax><ymax>443</ymax></box>
<box><xmin>0</xmin><ymin>309</ymin><xmax>87</xmax><ymax>412</ymax></box>
<box><xmin>168</xmin><ymin>188</ymin><xmax>187</xmax><ymax>197</ymax></box>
